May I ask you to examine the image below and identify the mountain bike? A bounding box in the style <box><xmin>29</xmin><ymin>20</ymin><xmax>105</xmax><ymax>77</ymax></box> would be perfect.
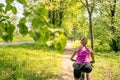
<box><xmin>79</xmin><ymin>62</ymin><xmax>94</xmax><ymax>80</ymax></box>
<box><xmin>80</xmin><ymin>72</ymin><xmax>87</xmax><ymax>80</ymax></box>
<box><xmin>71</xmin><ymin>58</ymin><xmax>94</xmax><ymax>80</ymax></box>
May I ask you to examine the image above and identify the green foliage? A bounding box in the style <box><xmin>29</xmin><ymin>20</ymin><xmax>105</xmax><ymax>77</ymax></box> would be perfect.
<box><xmin>17</xmin><ymin>0</ymin><xmax>26</xmax><ymax>5</ymax></box>
<box><xmin>12</xmin><ymin>6</ymin><xmax>17</xmax><ymax>14</ymax></box>
<box><xmin>0</xmin><ymin>3</ymin><xmax>4</xmax><ymax>7</ymax></box>
<box><xmin>17</xmin><ymin>23</ymin><xmax>28</xmax><ymax>36</ymax></box>
<box><xmin>59</xmin><ymin>34</ymin><xmax>67</xmax><ymax>50</ymax></box>
<box><xmin>24</xmin><ymin>1</ymin><xmax>67</xmax><ymax>52</ymax></box>
<box><xmin>4</xmin><ymin>1</ymin><xmax>18</xmax><ymax>14</ymax></box>
<box><xmin>0</xmin><ymin>0</ymin><xmax>27</xmax><ymax>42</ymax></box>
<box><xmin>109</xmin><ymin>35</ymin><xmax>120</xmax><ymax>52</ymax></box>
<box><xmin>0</xmin><ymin>3</ymin><xmax>4</xmax><ymax>12</ymax></box>
<box><xmin>31</xmin><ymin>18</ymin><xmax>50</xmax><ymax>42</ymax></box>
<box><xmin>61</xmin><ymin>0</ymin><xmax>86</xmax><ymax>39</ymax></box>
<box><xmin>19</xmin><ymin>17</ymin><xmax>26</xmax><ymax>23</ymax></box>
<box><xmin>0</xmin><ymin>0</ymin><xmax>67</xmax><ymax>51</ymax></box>
<box><xmin>5</xmin><ymin>3</ymin><xmax>12</xmax><ymax>13</ymax></box>
<box><xmin>53</xmin><ymin>33</ymin><xmax>67</xmax><ymax>52</ymax></box>
<box><xmin>2</xmin><ymin>0</ymin><xmax>120</xmax><ymax>52</ymax></box>
<box><xmin>93</xmin><ymin>0</ymin><xmax>120</xmax><ymax>51</ymax></box>
<box><xmin>0</xmin><ymin>22</ymin><xmax>15</xmax><ymax>42</ymax></box>
<box><xmin>32</xmin><ymin>18</ymin><xmax>45</xmax><ymax>29</ymax></box>
<box><xmin>23</xmin><ymin>10</ymin><xmax>30</xmax><ymax>17</ymax></box>
<box><xmin>46</xmin><ymin>28</ymin><xmax>67</xmax><ymax>52</ymax></box>
<box><xmin>5</xmin><ymin>0</ymin><xmax>14</xmax><ymax>4</ymax></box>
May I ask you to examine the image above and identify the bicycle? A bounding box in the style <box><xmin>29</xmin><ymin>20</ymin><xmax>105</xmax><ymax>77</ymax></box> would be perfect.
<box><xmin>71</xmin><ymin>58</ymin><xmax>94</xmax><ymax>80</ymax></box>
<box><xmin>79</xmin><ymin>61</ymin><xmax>94</xmax><ymax>80</ymax></box>
<box><xmin>80</xmin><ymin>72</ymin><xmax>88</xmax><ymax>80</ymax></box>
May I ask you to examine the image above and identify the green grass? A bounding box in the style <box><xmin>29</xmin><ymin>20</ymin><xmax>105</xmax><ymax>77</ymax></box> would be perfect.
<box><xmin>13</xmin><ymin>35</ymin><xmax>33</xmax><ymax>41</ymax></box>
<box><xmin>1</xmin><ymin>40</ymin><xmax>120</xmax><ymax>80</ymax></box>
<box><xmin>0</xmin><ymin>43</ymin><xmax>62</xmax><ymax>80</ymax></box>
<box><xmin>91</xmin><ymin>52</ymin><xmax>120</xmax><ymax>80</ymax></box>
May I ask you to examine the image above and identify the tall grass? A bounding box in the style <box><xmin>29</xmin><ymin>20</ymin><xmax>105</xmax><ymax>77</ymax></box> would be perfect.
<box><xmin>91</xmin><ymin>52</ymin><xmax>120</xmax><ymax>80</ymax></box>
<box><xmin>0</xmin><ymin>43</ymin><xmax>62</xmax><ymax>80</ymax></box>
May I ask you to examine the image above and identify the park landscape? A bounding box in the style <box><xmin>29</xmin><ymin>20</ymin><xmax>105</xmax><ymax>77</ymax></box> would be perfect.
<box><xmin>0</xmin><ymin>0</ymin><xmax>120</xmax><ymax>80</ymax></box>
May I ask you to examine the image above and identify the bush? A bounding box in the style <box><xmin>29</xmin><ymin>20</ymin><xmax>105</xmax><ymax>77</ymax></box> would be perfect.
<box><xmin>109</xmin><ymin>36</ymin><xmax>120</xmax><ymax>52</ymax></box>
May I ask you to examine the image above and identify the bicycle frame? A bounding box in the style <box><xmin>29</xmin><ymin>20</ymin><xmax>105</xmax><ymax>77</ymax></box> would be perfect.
<box><xmin>80</xmin><ymin>72</ymin><xmax>88</xmax><ymax>80</ymax></box>
<box><xmin>80</xmin><ymin>72</ymin><xmax>84</xmax><ymax>80</ymax></box>
<box><xmin>80</xmin><ymin>62</ymin><xmax>93</xmax><ymax>80</ymax></box>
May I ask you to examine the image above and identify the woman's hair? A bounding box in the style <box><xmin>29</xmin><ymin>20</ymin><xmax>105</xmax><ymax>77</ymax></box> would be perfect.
<box><xmin>81</xmin><ymin>37</ymin><xmax>88</xmax><ymax>45</ymax></box>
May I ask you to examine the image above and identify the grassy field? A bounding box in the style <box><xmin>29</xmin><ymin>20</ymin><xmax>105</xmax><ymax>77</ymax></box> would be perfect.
<box><xmin>0</xmin><ymin>39</ymin><xmax>120</xmax><ymax>80</ymax></box>
<box><xmin>0</xmin><ymin>43</ymin><xmax>62</xmax><ymax>80</ymax></box>
<box><xmin>91</xmin><ymin>52</ymin><xmax>120</xmax><ymax>80</ymax></box>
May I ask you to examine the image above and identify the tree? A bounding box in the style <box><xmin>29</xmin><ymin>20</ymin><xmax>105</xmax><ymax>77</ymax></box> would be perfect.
<box><xmin>48</xmin><ymin>0</ymin><xmax>63</xmax><ymax>27</ymax></box>
<box><xmin>80</xmin><ymin>0</ymin><xmax>96</xmax><ymax>49</ymax></box>
<box><xmin>109</xmin><ymin>0</ymin><xmax>120</xmax><ymax>52</ymax></box>
<box><xmin>93</xmin><ymin>0</ymin><xmax>120</xmax><ymax>51</ymax></box>
<box><xmin>0</xmin><ymin>0</ymin><xmax>27</xmax><ymax>42</ymax></box>
<box><xmin>59</xmin><ymin>0</ymin><xmax>86</xmax><ymax>41</ymax></box>
<box><xmin>23</xmin><ymin>0</ymin><xmax>67</xmax><ymax>52</ymax></box>
<box><xmin>0</xmin><ymin>0</ymin><xmax>67</xmax><ymax>52</ymax></box>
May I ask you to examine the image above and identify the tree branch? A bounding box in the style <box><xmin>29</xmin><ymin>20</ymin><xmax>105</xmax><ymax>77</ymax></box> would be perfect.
<box><xmin>79</xmin><ymin>0</ymin><xmax>87</xmax><ymax>7</ymax></box>
<box><xmin>85</xmin><ymin>0</ymin><xmax>90</xmax><ymax>14</ymax></box>
<box><xmin>91</xmin><ymin>0</ymin><xmax>96</xmax><ymax>13</ymax></box>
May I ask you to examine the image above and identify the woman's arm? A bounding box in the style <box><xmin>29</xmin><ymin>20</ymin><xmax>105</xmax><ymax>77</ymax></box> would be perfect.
<box><xmin>70</xmin><ymin>49</ymin><xmax>77</xmax><ymax>61</ymax></box>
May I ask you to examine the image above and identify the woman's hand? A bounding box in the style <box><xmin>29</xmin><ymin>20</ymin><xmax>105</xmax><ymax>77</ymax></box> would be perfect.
<box><xmin>70</xmin><ymin>58</ymin><xmax>75</xmax><ymax>61</ymax></box>
<box><xmin>90</xmin><ymin>60</ymin><xmax>95</xmax><ymax>63</ymax></box>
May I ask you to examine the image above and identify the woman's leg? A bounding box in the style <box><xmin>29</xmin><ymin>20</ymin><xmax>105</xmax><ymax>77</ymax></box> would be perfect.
<box><xmin>74</xmin><ymin>69</ymin><xmax>81</xmax><ymax>80</ymax></box>
<box><xmin>81</xmin><ymin>63</ymin><xmax>92</xmax><ymax>80</ymax></box>
<box><xmin>86</xmin><ymin>73</ymin><xmax>91</xmax><ymax>80</ymax></box>
<box><xmin>81</xmin><ymin>63</ymin><xmax>92</xmax><ymax>73</ymax></box>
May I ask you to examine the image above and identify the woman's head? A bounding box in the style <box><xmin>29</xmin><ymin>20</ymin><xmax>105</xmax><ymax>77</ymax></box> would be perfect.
<box><xmin>81</xmin><ymin>37</ymin><xmax>88</xmax><ymax>46</ymax></box>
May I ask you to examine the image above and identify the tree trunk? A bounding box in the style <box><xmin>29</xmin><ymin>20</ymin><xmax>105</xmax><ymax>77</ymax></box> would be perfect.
<box><xmin>59</xmin><ymin>0</ymin><xmax>63</xmax><ymax>26</ymax></box>
<box><xmin>59</xmin><ymin>10</ymin><xmax>63</xmax><ymax>26</ymax></box>
<box><xmin>85</xmin><ymin>0</ymin><xmax>95</xmax><ymax>50</ymax></box>
<box><xmin>89</xmin><ymin>12</ymin><xmax>94</xmax><ymax>50</ymax></box>
<box><xmin>48</xmin><ymin>10</ymin><xmax>53</xmax><ymax>24</ymax></box>
<box><xmin>48</xmin><ymin>0</ymin><xmax>63</xmax><ymax>27</ymax></box>
<box><xmin>110</xmin><ymin>0</ymin><xmax>116</xmax><ymax>33</ymax></box>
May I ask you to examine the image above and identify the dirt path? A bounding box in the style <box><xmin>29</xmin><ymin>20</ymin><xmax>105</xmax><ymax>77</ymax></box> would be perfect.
<box><xmin>55</xmin><ymin>42</ymin><xmax>75</xmax><ymax>80</ymax></box>
<box><xmin>0</xmin><ymin>41</ymin><xmax>34</xmax><ymax>46</ymax></box>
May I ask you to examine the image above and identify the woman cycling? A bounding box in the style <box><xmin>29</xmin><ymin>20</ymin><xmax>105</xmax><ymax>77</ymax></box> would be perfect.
<box><xmin>70</xmin><ymin>37</ymin><xmax>95</xmax><ymax>80</ymax></box>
